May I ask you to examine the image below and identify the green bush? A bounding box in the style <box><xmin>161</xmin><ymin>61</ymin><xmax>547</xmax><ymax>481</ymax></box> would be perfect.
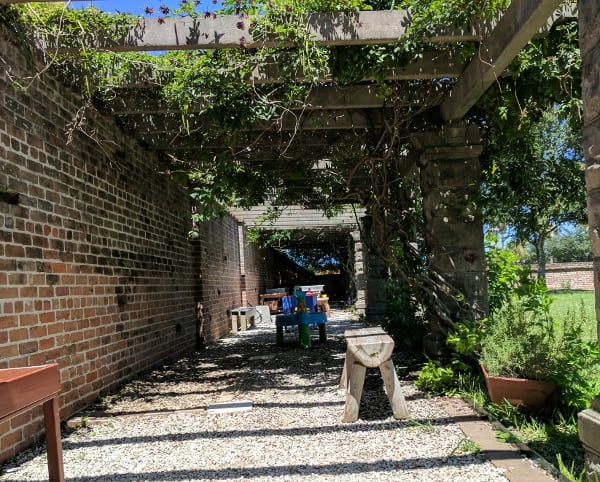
<box><xmin>481</xmin><ymin>295</ymin><xmax>598</xmax><ymax>413</ymax></box>
<box><xmin>481</xmin><ymin>296</ymin><xmax>560</xmax><ymax>380</ymax></box>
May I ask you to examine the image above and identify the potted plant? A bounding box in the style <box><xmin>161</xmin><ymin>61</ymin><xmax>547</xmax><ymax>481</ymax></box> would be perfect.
<box><xmin>479</xmin><ymin>294</ymin><xmax>566</xmax><ymax>410</ymax></box>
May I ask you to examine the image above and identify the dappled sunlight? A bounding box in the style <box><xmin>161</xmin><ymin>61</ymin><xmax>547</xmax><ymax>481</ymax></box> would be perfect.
<box><xmin>2</xmin><ymin>308</ymin><xmax>512</xmax><ymax>482</ymax></box>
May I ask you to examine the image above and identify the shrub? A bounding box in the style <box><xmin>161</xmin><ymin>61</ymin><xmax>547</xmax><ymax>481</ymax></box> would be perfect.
<box><xmin>481</xmin><ymin>296</ymin><xmax>598</xmax><ymax>413</ymax></box>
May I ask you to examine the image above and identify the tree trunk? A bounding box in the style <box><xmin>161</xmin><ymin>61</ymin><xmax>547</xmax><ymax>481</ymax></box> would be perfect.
<box><xmin>537</xmin><ymin>238</ymin><xmax>546</xmax><ymax>281</ymax></box>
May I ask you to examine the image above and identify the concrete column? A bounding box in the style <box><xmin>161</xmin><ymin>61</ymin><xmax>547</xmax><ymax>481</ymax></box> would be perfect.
<box><xmin>350</xmin><ymin>229</ymin><xmax>366</xmax><ymax>314</ymax></box>
<box><xmin>412</xmin><ymin>124</ymin><xmax>487</xmax><ymax>354</ymax></box>
<box><xmin>578</xmin><ymin>2</ymin><xmax>600</xmax><ymax>479</ymax></box>
<box><xmin>361</xmin><ymin>216</ymin><xmax>387</xmax><ymax>323</ymax></box>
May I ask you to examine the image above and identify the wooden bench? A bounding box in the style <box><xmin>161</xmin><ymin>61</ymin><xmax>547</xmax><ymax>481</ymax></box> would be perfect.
<box><xmin>340</xmin><ymin>326</ymin><xmax>410</xmax><ymax>423</ymax></box>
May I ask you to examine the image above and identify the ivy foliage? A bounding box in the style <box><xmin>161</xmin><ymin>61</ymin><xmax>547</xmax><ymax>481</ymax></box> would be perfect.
<box><xmin>10</xmin><ymin>0</ymin><xmax>537</xmax><ymax>222</ymax></box>
<box><xmin>4</xmin><ymin>1</ymin><xmax>584</xmax><ymax>328</ymax></box>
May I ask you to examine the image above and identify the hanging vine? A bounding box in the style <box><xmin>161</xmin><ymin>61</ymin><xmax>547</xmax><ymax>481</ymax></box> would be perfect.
<box><xmin>0</xmin><ymin>0</ymin><xmax>581</xmax><ymax>341</ymax></box>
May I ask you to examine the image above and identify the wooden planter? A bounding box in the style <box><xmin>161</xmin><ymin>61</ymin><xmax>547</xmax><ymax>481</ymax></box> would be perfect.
<box><xmin>481</xmin><ymin>364</ymin><xmax>556</xmax><ymax>410</ymax></box>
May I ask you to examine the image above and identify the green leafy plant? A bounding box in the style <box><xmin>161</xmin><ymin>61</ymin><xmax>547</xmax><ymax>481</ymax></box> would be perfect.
<box><xmin>415</xmin><ymin>358</ymin><xmax>457</xmax><ymax>394</ymax></box>
<box><xmin>480</xmin><ymin>295</ymin><xmax>558</xmax><ymax>380</ymax></box>
<box><xmin>481</xmin><ymin>295</ymin><xmax>598</xmax><ymax>413</ymax></box>
<box><xmin>556</xmin><ymin>452</ymin><xmax>586</xmax><ymax>482</ymax></box>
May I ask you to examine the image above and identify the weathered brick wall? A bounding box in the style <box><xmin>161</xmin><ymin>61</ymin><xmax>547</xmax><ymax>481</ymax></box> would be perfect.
<box><xmin>0</xmin><ymin>23</ymin><xmax>201</xmax><ymax>462</ymax></box>
<box><xmin>535</xmin><ymin>262</ymin><xmax>595</xmax><ymax>291</ymax></box>
<box><xmin>194</xmin><ymin>217</ymin><xmax>262</xmax><ymax>341</ymax></box>
<box><xmin>0</xmin><ymin>15</ymin><xmax>318</xmax><ymax>463</ymax></box>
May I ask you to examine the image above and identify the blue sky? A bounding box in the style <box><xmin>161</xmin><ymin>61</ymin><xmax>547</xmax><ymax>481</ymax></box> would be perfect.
<box><xmin>77</xmin><ymin>1</ymin><xmax>220</xmax><ymax>15</ymax></box>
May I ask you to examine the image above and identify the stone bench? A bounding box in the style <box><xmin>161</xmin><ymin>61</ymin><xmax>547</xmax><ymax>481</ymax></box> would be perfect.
<box><xmin>340</xmin><ymin>326</ymin><xmax>410</xmax><ymax>423</ymax></box>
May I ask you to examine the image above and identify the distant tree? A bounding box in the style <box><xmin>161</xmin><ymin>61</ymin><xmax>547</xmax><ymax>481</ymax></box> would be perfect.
<box><xmin>546</xmin><ymin>225</ymin><xmax>591</xmax><ymax>263</ymax></box>
<box><xmin>483</xmin><ymin>107</ymin><xmax>586</xmax><ymax>279</ymax></box>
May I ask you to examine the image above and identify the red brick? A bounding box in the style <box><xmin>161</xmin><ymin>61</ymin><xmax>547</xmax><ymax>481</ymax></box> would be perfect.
<box><xmin>39</xmin><ymin>311</ymin><xmax>55</xmax><ymax>324</ymax></box>
<box><xmin>8</xmin><ymin>328</ymin><xmax>27</xmax><ymax>342</ymax></box>
<box><xmin>10</xmin><ymin>412</ymin><xmax>32</xmax><ymax>430</ymax></box>
<box><xmin>8</xmin><ymin>273</ymin><xmax>26</xmax><ymax>284</ymax></box>
<box><xmin>18</xmin><ymin>314</ymin><xmax>38</xmax><ymax>326</ymax></box>
<box><xmin>29</xmin><ymin>325</ymin><xmax>47</xmax><ymax>338</ymax></box>
<box><xmin>39</xmin><ymin>337</ymin><xmax>56</xmax><ymax>350</ymax></box>
<box><xmin>19</xmin><ymin>286</ymin><xmax>38</xmax><ymax>297</ymax></box>
<box><xmin>0</xmin><ymin>287</ymin><xmax>18</xmax><ymax>298</ymax></box>
<box><xmin>18</xmin><ymin>341</ymin><xmax>38</xmax><ymax>354</ymax></box>
<box><xmin>1</xmin><ymin>429</ymin><xmax>22</xmax><ymax>450</ymax></box>
<box><xmin>4</xmin><ymin>245</ymin><xmax>25</xmax><ymax>258</ymax></box>
<box><xmin>0</xmin><ymin>316</ymin><xmax>18</xmax><ymax>329</ymax></box>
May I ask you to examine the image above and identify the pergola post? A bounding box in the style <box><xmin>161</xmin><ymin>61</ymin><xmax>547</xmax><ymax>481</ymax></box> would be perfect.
<box><xmin>578</xmin><ymin>2</ymin><xmax>600</xmax><ymax>479</ymax></box>
<box><xmin>412</xmin><ymin>124</ymin><xmax>487</xmax><ymax>354</ymax></box>
<box><xmin>350</xmin><ymin>229</ymin><xmax>367</xmax><ymax>315</ymax></box>
<box><xmin>361</xmin><ymin>215</ymin><xmax>388</xmax><ymax>324</ymax></box>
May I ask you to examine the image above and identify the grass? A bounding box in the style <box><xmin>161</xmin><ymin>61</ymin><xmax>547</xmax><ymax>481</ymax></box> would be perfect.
<box><xmin>549</xmin><ymin>289</ymin><xmax>597</xmax><ymax>343</ymax></box>
<box><xmin>549</xmin><ymin>289</ymin><xmax>595</xmax><ymax>323</ymax></box>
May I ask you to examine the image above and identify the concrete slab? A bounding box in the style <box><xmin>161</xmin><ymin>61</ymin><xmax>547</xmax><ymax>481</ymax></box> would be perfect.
<box><xmin>440</xmin><ymin>396</ymin><xmax>558</xmax><ymax>481</ymax></box>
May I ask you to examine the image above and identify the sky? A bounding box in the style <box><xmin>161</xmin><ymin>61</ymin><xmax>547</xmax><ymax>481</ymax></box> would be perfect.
<box><xmin>74</xmin><ymin>1</ymin><xmax>220</xmax><ymax>16</ymax></box>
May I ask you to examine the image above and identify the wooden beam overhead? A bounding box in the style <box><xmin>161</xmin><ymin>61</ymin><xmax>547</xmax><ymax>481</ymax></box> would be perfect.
<box><xmin>40</xmin><ymin>10</ymin><xmax>480</xmax><ymax>53</ymax></box>
<box><xmin>439</xmin><ymin>0</ymin><xmax>566</xmax><ymax>122</ymax></box>
<box><xmin>108</xmin><ymin>82</ymin><xmax>449</xmax><ymax>115</ymax></box>
<box><xmin>132</xmin><ymin>108</ymin><xmax>394</xmax><ymax>135</ymax></box>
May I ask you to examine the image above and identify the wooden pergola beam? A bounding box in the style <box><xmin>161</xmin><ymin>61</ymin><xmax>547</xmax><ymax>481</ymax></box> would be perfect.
<box><xmin>37</xmin><ymin>10</ymin><xmax>481</xmax><ymax>52</ymax></box>
<box><xmin>108</xmin><ymin>82</ymin><xmax>449</xmax><ymax>115</ymax></box>
<box><xmin>439</xmin><ymin>0</ymin><xmax>567</xmax><ymax>122</ymax></box>
<box><xmin>132</xmin><ymin>108</ymin><xmax>394</xmax><ymax>135</ymax></box>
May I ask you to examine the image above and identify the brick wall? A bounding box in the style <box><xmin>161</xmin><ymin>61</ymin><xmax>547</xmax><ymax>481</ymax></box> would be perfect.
<box><xmin>531</xmin><ymin>262</ymin><xmax>595</xmax><ymax>291</ymax></box>
<box><xmin>0</xmin><ymin>17</ymin><xmax>318</xmax><ymax>463</ymax></box>
<box><xmin>194</xmin><ymin>218</ymin><xmax>266</xmax><ymax>341</ymax></box>
<box><xmin>0</xmin><ymin>21</ymin><xmax>267</xmax><ymax>463</ymax></box>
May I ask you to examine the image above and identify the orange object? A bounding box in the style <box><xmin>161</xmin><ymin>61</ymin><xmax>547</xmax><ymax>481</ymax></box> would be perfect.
<box><xmin>0</xmin><ymin>364</ymin><xmax>64</xmax><ymax>482</ymax></box>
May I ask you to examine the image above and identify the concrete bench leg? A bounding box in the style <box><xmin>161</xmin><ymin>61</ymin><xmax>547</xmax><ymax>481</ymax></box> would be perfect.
<box><xmin>339</xmin><ymin>351</ymin><xmax>355</xmax><ymax>390</ymax></box>
<box><xmin>379</xmin><ymin>358</ymin><xmax>410</xmax><ymax>419</ymax></box>
<box><xmin>342</xmin><ymin>360</ymin><xmax>366</xmax><ymax>423</ymax></box>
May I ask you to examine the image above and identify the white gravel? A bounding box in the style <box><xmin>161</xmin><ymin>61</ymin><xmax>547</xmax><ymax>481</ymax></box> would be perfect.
<box><xmin>1</xmin><ymin>309</ymin><xmax>510</xmax><ymax>482</ymax></box>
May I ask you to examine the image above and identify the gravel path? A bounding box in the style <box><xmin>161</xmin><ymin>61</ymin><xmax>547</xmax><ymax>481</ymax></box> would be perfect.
<box><xmin>1</xmin><ymin>309</ymin><xmax>518</xmax><ymax>481</ymax></box>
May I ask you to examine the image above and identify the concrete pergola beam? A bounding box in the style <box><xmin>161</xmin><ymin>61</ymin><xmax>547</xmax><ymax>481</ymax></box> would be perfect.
<box><xmin>248</xmin><ymin>51</ymin><xmax>464</xmax><ymax>84</ymax></box>
<box><xmin>439</xmin><ymin>0</ymin><xmax>567</xmax><ymax>122</ymax></box>
<box><xmin>132</xmin><ymin>108</ymin><xmax>394</xmax><ymax>135</ymax></box>
<box><xmin>108</xmin><ymin>82</ymin><xmax>449</xmax><ymax>115</ymax></box>
<box><xmin>141</xmin><ymin>129</ymin><xmax>373</xmax><ymax>153</ymax></box>
<box><xmin>36</xmin><ymin>10</ymin><xmax>481</xmax><ymax>52</ymax></box>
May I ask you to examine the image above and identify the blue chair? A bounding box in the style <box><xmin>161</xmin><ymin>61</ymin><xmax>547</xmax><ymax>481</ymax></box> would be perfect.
<box><xmin>282</xmin><ymin>296</ymin><xmax>293</xmax><ymax>314</ymax></box>
<box><xmin>305</xmin><ymin>294</ymin><xmax>317</xmax><ymax>313</ymax></box>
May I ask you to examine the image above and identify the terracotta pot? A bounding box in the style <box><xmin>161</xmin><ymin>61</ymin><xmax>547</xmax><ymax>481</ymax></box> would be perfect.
<box><xmin>481</xmin><ymin>364</ymin><xmax>556</xmax><ymax>410</ymax></box>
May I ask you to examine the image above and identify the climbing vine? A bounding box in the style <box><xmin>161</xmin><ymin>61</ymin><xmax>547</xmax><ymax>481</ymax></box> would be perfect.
<box><xmin>1</xmin><ymin>0</ymin><xmax>582</xmax><ymax>336</ymax></box>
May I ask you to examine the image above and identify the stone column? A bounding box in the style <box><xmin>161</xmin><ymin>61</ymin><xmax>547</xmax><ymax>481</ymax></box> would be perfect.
<box><xmin>350</xmin><ymin>229</ymin><xmax>366</xmax><ymax>315</ymax></box>
<box><xmin>412</xmin><ymin>124</ymin><xmax>487</xmax><ymax>354</ymax></box>
<box><xmin>578</xmin><ymin>2</ymin><xmax>600</xmax><ymax>479</ymax></box>
<box><xmin>361</xmin><ymin>216</ymin><xmax>387</xmax><ymax>324</ymax></box>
